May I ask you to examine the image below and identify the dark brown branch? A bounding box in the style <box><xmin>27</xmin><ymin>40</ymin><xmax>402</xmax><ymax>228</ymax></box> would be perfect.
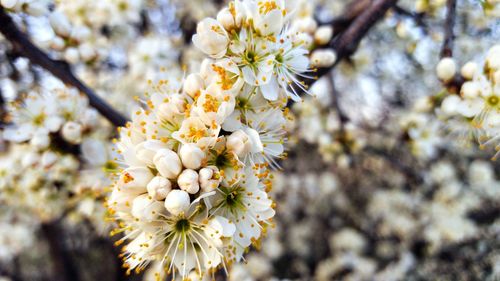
<box><xmin>318</xmin><ymin>0</ymin><xmax>371</xmax><ymax>37</ymax></box>
<box><xmin>0</xmin><ymin>8</ymin><xmax>128</xmax><ymax>127</ymax></box>
<box><xmin>41</xmin><ymin>222</ymin><xmax>81</xmax><ymax>281</ymax></box>
<box><xmin>440</xmin><ymin>0</ymin><xmax>457</xmax><ymax>58</ymax></box>
<box><xmin>307</xmin><ymin>0</ymin><xmax>399</xmax><ymax>88</ymax></box>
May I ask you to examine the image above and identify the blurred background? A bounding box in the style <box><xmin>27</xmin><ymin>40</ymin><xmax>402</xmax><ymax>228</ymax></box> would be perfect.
<box><xmin>0</xmin><ymin>0</ymin><xmax>499</xmax><ymax>280</ymax></box>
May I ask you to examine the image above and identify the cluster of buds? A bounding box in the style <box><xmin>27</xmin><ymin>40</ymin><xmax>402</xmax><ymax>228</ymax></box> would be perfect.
<box><xmin>107</xmin><ymin>0</ymin><xmax>310</xmax><ymax>278</ymax></box>
<box><xmin>437</xmin><ymin>45</ymin><xmax>500</xmax><ymax>160</ymax></box>
<box><xmin>4</xmin><ymin>85</ymin><xmax>100</xmax><ymax>146</ymax></box>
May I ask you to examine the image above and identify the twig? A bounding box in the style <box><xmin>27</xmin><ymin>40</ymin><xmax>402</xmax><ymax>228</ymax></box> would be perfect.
<box><xmin>307</xmin><ymin>0</ymin><xmax>399</xmax><ymax>88</ymax></box>
<box><xmin>392</xmin><ymin>5</ymin><xmax>428</xmax><ymax>34</ymax></box>
<box><xmin>440</xmin><ymin>0</ymin><xmax>457</xmax><ymax>58</ymax></box>
<box><xmin>325</xmin><ymin>71</ymin><xmax>349</xmax><ymax>128</ymax></box>
<box><xmin>0</xmin><ymin>8</ymin><xmax>128</xmax><ymax>127</ymax></box>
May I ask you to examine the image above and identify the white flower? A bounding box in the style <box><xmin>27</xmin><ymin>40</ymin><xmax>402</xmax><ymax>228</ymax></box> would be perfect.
<box><xmin>120</xmin><ymin>167</ymin><xmax>154</xmax><ymax>193</ymax></box>
<box><xmin>172</xmin><ymin>117</ymin><xmax>220</xmax><ymax>149</ymax></box>
<box><xmin>164</xmin><ymin>190</ymin><xmax>190</xmax><ymax>215</ymax></box>
<box><xmin>178</xmin><ymin>169</ymin><xmax>200</xmax><ymax>194</ymax></box>
<box><xmin>246</xmin><ymin>0</ymin><xmax>285</xmax><ymax>36</ymax></box>
<box><xmin>192</xmin><ymin>18</ymin><xmax>230</xmax><ymax>59</ymax></box>
<box><xmin>61</xmin><ymin>121</ymin><xmax>82</xmax><ymax>144</ymax></box>
<box><xmin>153</xmin><ymin>149</ymin><xmax>182</xmax><ymax>179</ymax></box>
<box><xmin>179</xmin><ymin>143</ymin><xmax>205</xmax><ymax>170</ymax></box>
<box><xmin>132</xmin><ymin>194</ymin><xmax>165</xmax><ymax>222</ymax></box>
<box><xmin>265</xmin><ymin>29</ymin><xmax>310</xmax><ymax>101</ymax></box>
<box><xmin>209</xmin><ymin>169</ymin><xmax>274</xmax><ymax>254</ymax></box>
<box><xmin>229</xmin><ymin>28</ymin><xmax>275</xmax><ymax>92</ymax></box>
<box><xmin>192</xmin><ymin>85</ymin><xmax>236</xmax><ymax>126</ymax></box>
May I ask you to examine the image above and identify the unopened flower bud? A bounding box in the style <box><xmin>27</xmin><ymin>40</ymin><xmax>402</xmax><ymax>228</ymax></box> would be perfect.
<box><xmin>71</xmin><ymin>26</ymin><xmax>91</xmax><ymax>42</ymax></box>
<box><xmin>153</xmin><ymin>149</ymin><xmax>182</xmax><ymax>179</ymax></box>
<box><xmin>64</xmin><ymin>47</ymin><xmax>80</xmax><ymax>64</ymax></box>
<box><xmin>460</xmin><ymin>62</ymin><xmax>477</xmax><ymax>80</ymax></box>
<box><xmin>179</xmin><ymin>143</ymin><xmax>205</xmax><ymax>170</ymax></box>
<box><xmin>244</xmin><ymin>127</ymin><xmax>264</xmax><ymax>153</ymax></box>
<box><xmin>61</xmin><ymin>121</ymin><xmax>82</xmax><ymax>144</ymax></box>
<box><xmin>50</xmin><ymin>36</ymin><xmax>65</xmax><ymax>51</ymax></box>
<box><xmin>41</xmin><ymin>151</ymin><xmax>58</xmax><ymax>168</ymax></box>
<box><xmin>486</xmin><ymin>45</ymin><xmax>500</xmax><ymax>71</ymax></box>
<box><xmin>226</xmin><ymin>130</ymin><xmax>252</xmax><ymax>157</ymax></box>
<box><xmin>441</xmin><ymin>95</ymin><xmax>461</xmax><ymax>115</ymax></box>
<box><xmin>82</xmin><ymin>108</ymin><xmax>99</xmax><ymax>128</ymax></box>
<box><xmin>25</xmin><ymin>1</ymin><xmax>46</xmax><ymax>16</ymax></box>
<box><xmin>49</xmin><ymin>11</ymin><xmax>72</xmax><ymax>37</ymax></box>
<box><xmin>147</xmin><ymin>176</ymin><xmax>172</xmax><ymax>200</ymax></box>
<box><xmin>217</xmin><ymin>8</ymin><xmax>236</xmax><ymax>31</ymax></box>
<box><xmin>30</xmin><ymin>131</ymin><xmax>50</xmax><ymax>150</ymax></box>
<box><xmin>314</xmin><ymin>26</ymin><xmax>333</xmax><ymax>45</ymax></box>
<box><xmin>164</xmin><ymin>190</ymin><xmax>190</xmax><ymax>215</ymax></box>
<box><xmin>460</xmin><ymin>82</ymin><xmax>480</xmax><ymax>99</ymax></box>
<box><xmin>436</xmin><ymin>57</ymin><xmax>456</xmax><ymax>82</ymax></box>
<box><xmin>178</xmin><ymin>169</ymin><xmax>200</xmax><ymax>194</ymax></box>
<box><xmin>184</xmin><ymin>73</ymin><xmax>205</xmax><ymax>98</ymax></box>
<box><xmin>310</xmin><ymin>49</ymin><xmax>337</xmax><ymax>68</ymax></box>
<box><xmin>1</xmin><ymin>0</ymin><xmax>17</xmax><ymax>9</ymax></box>
<box><xmin>199</xmin><ymin>166</ymin><xmax>221</xmax><ymax>192</ymax></box>
<box><xmin>293</xmin><ymin>17</ymin><xmax>317</xmax><ymax>34</ymax></box>
<box><xmin>78</xmin><ymin>43</ymin><xmax>96</xmax><ymax>62</ymax></box>
<box><xmin>22</xmin><ymin>152</ymin><xmax>39</xmax><ymax>168</ymax></box>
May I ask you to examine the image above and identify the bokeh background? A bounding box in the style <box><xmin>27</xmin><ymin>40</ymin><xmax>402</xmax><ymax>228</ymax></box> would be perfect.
<box><xmin>0</xmin><ymin>0</ymin><xmax>499</xmax><ymax>280</ymax></box>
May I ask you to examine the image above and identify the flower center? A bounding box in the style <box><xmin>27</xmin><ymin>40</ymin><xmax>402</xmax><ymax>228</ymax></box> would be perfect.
<box><xmin>259</xmin><ymin>1</ymin><xmax>278</xmax><ymax>14</ymax></box>
<box><xmin>187</xmin><ymin>126</ymin><xmax>206</xmax><ymax>141</ymax></box>
<box><xmin>33</xmin><ymin>113</ymin><xmax>46</xmax><ymax>126</ymax></box>
<box><xmin>202</xmin><ymin>94</ymin><xmax>221</xmax><ymax>112</ymax></box>
<box><xmin>487</xmin><ymin>95</ymin><xmax>499</xmax><ymax>107</ymax></box>
<box><xmin>175</xmin><ymin>218</ymin><xmax>191</xmax><ymax>233</ymax></box>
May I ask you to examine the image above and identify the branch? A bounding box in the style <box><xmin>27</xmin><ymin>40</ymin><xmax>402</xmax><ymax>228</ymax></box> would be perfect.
<box><xmin>307</xmin><ymin>0</ymin><xmax>399</xmax><ymax>87</ymax></box>
<box><xmin>392</xmin><ymin>5</ymin><xmax>428</xmax><ymax>34</ymax></box>
<box><xmin>440</xmin><ymin>0</ymin><xmax>457</xmax><ymax>58</ymax></box>
<box><xmin>41</xmin><ymin>222</ymin><xmax>81</xmax><ymax>281</ymax></box>
<box><xmin>0</xmin><ymin>8</ymin><xmax>128</xmax><ymax>127</ymax></box>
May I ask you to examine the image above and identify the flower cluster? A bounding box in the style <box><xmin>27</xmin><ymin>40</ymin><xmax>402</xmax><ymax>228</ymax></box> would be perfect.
<box><xmin>107</xmin><ymin>0</ymin><xmax>310</xmax><ymax>278</ymax></box>
<box><xmin>0</xmin><ymin>80</ymin><xmax>115</xmax><ymax>223</ymax></box>
<box><xmin>4</xmin><ymin>83</ymin><xmax>100</xmax><ymax>146</ymax></box>
<box><xmin>437</xmin><ymin>45</ymin><xmax>500</xmax><ymax>160</ymax></box>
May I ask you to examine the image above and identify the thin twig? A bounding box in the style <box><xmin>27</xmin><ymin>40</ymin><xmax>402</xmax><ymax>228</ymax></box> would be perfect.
<box><xmin>306</xmin><ymin>0</ymin><xmax>399</xmax><ymax>88</ymax></box>
<box><xmin>393</xmin><ymin>5</ymin><xmax>428</xmax><ymax>34</ymax></box>
<box><xmin>0</xmin><ymin>8</ymin><xmax>128</xmax><ymax>127</ymax></box>
<box><xmin>440</xmin><ymin>0</ymin><xmax>457</xmax><ymax>58</ymax></box>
